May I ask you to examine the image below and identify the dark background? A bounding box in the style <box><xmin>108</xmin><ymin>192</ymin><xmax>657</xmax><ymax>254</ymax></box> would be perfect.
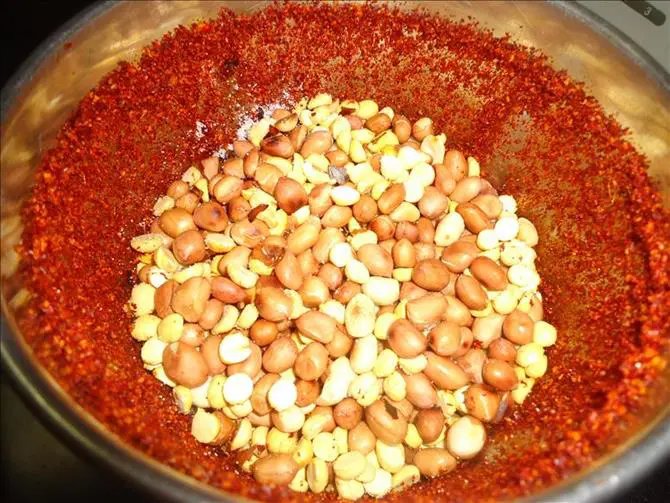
<box><xmin>1</xmin><ymin>1</ymin><xmax>668</xmax><ymax>502</ymax></box>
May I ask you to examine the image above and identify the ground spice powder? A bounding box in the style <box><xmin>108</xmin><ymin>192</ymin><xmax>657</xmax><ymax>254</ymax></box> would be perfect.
<box><xmin>15</xmin><ymin>3</ymin><xmax>670</xmax><ymax>501</ymax></box>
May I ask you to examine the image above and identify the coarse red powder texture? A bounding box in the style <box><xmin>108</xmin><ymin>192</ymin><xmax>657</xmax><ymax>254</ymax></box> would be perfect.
<box><xmin>14</xmin><ymin>2</ymin><xmax>670</xmax><ymax>502</ymax></box>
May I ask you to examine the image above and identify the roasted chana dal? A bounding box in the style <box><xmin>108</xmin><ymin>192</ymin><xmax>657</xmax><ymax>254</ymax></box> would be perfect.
<box><xmin>128</xmin><ymin>94</ymin><xmax>556</xmax><ymax>498</ymax></box>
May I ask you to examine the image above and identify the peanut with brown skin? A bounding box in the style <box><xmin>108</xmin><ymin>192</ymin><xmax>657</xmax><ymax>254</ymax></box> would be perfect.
<box><xmin>388</xmin><ymin>319</ymin><xmax>428</xmax><ymax>358</ymax></box>
<box><xmin>403</xmin><ymin>372</ymin><xmax>438</xmax><ymax>409</ymax></box>
<box><xmin>172</xmin><ymin>229</ymin><xmax>206</xmax><ymax>265</ymax></box>
<box><xmin>377</xmin><ymin>184</ymin><xmax>405</xmax><ymax>215</ymax></box>
<box><xmin>201</xmin><ymin>335</ymin><xmax>226</xmax><ymax>375</ymax></box>
<box><xmin>211</xmin><ymin>277</ymin><xmax>246</xmax><ymax>304</ymax></box>
<box><xmin>470</xmin><ymin>256</ymin><xmax>508</xmax><ymax>291</ymax></box>
<box><xmin>424</xmin><ymin>351</ymin><xmax>469</xmax><ymax>390</ymax></box>
<box><xmin>365</xmin><ymin>399</ymin><xmax>408</xmax><ymax>444</ymax></box>
<box><xmin>414</xmin><ymin>448</ymin><xmax>457</xmax><ymax>478</ymax></box>
<box><xmin>171</xmin><ymin>277</ymin><xmax>211</xmax><ymax>322</ymax></box>
<box><xmin>503</xmin><ymin>309</ymin><xmax>535</xmax><ymax>344</ymax></box>
<box><xmin>317</xmin><ymin>263</ymin><xmax>343</xmax><ymax>291</ymax></box>
<box><xmin>261</xmin><ymin>134</ymin><xmax>294</xmax><ymax>158</ymax></box>
<box><xmin>352</xmin><ymin>195</ymin><xmax>378</xmax><ymax>223</ymax></box>
<box><xmin>199</xmin><ymin>298</ymin><xmax>224</xmax><ymax>330</ymax></box>
<box><xmin>228</xmin><ymin>343</ymin><xmax>262</xmax><ymax>378</ymax></box>
<box><xmin>255</xmin><ymin>287</ymin><xmax>293</xmax><ymax>322</ymax></box>
<box><xmin>457</xmin><ymin>202</ymin><xmax>492</xmax><ymax>233</ymax></box>
<box><xmin>159</xmin><ymin>208</ymin><xmax>196</xmax><ymax>238</ymax></box>
<box><xmin>275</xmin><ymin>177</ymin><xmax>308</xmax><ymax>215</ymax></box>
<box><xmin>443</xmin><ymin>150</ymin><xmax>468</xmax><ymax>181</ymax></box>
<box><xmin>294</xmin><ymin>342</ymin><xmax>329</xmax><ymax>381</ymax></box>
<box><xmin>175</xmin><ymin>192</ymin><xmax>199</xmax><ymax>213</ymax></box>
<box><xmin>262</xmin><ymin>337</ymin><xmax>298</xmax><ymax>374</ymax></box>
<box><xmin>414</xmin><ymin>408</ymin><xmax>444</xmax><ymax>443</ymax></box>
<box><xmin>180</xmin><ymin>323</ymin><xmax>206</xmax><ymax>347</ymax></box>
<box><xmin>227</xmin><ymin>196</ymin><xmax>251</xmax><ymax>222</ymax></box>
<box><xmin>441</xmin><ymin>240</ymin><xmax>480</xmax><ymax>273</ymax></box>
<box><xmin>357</xmin><ymin>244</ymin><xmax>394</xmax><ymax>278</ymax></box>
<box><xmin>392</xmin><ymin>238</ymin><xmax>417</xmax><ymax>268</ymax></box>
<box><xmin>298</xmin><ymin>276</ymin><xmax>330</xmax><ymax>308</ymax></box>
<box><xmin>193</xmin><ymin>201</ymin><xmax>228</xmax><ymax>232</ymax></box>
<box><xmin>296</xmin><ymin>379</ymin><xmax>321</xmax><ymax>407</ymax></box>
<box><xmin>428</xmin><ymin>322</ymin><xmax>461</xmax><ymax>356</ymax></box>
<box><xmin>252</xmin><ymin>454</ymin><xmax>299</xmax><ymax>485</ymax></box>
<box><xmin>455</xmin><ymin>275</ymin><xmax>488</xmax><ymax>310</ymax></box>
<box><xmin>464</xmin><ymin>384</ymin><xmax>500</xmax><ymax>422</ymax></box>
<box><xmin>295</xmin><ymin>311</ymin><xmax>336</xmax><ymax>344</ymax></box>
<box><xmin>249</xmin><ymin>319</ymin><xmax>279</xmax><ymax>347</ymax></box>
<box><xmin>252</xmin><ymin>373</ymin><xmax>281</xmax><ymax>415</ymax></box>
<box><xmin>326</xmin><ymin>326</ymin><xmax>353</xmax><ymax>358</ymax></box>
<box><xmin>275</xmin><ymin>251</ymin><xmax>304</xmax><ymax>290</ymax></box>
<box><xmin>155</xmin><ymin>280</ymin><xmax>176</xmax><ymax>318</ymax></box>
<box><xmin>162</xmin><ymin>341</ymin><xmax>209</xmax><ymax>388</ymax></box>
<box><xmin>348</xmin><ymin>421</ymin><xmax>377</xmax><ymax>455</ymax></box>
<box><xmin>412</xmin><ymin>259</ymin><xmax>451</xmax><ymax>292</ymax></box>
<box><xmin>334</xmin><ymin>398</ymin><xmax>363</xmax><ymax>430</ymax></box>
<box><xmin>369</xmin><ymin>216</ymin><xmax>396</xmax><ymax>241</ymax></box>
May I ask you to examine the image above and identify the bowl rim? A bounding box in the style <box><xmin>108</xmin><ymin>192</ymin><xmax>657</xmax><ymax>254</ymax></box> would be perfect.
<box><xmin>1</xmin><ymin>1</ymin><xmax>669</xmax><ymax>502</ymax></box>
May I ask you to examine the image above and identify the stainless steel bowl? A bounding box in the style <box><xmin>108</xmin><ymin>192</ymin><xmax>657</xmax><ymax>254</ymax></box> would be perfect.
<box><xmin>2</xmin><ymin>2</ymin><xmax>669</xmax><ymax>501</ymax></box>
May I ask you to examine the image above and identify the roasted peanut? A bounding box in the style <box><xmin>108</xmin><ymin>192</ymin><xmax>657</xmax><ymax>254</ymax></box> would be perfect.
<box><xmin>357</xmin><ymin>244</ymin><xmax>393</xmax><ymax>278</ymax></box>
<box><xmin>403</xmin><ymin>372</ymin><xmax>438</xmax><ymax>409</ymax></box>
<box><xmin>211</xmin><ymin>277</ymin><xmax>246</xmax><ymax>304</ymax></box>
<box><xmin>159</xmin><ymin>208</ymin><xmax>196</xmax><ymax>238</ymax></box>
<box><xmin>456</xmin><ymin>202</ymin><xmax>492</xmax><ymax>233</ymax></box>
<box><xmin>457</xmin><ymin>349</ymin><xmax>486</xmax><ymax>384</ymax></box>
<box><xmin>275</xmin><ymin>251</ymin><xmax>304</xmax><ymax>290</ymax></box>
<box><xmin>263</xmin><ymin>337</ymin><xmax>298</xmax><ymax>374</ymax></box>
<box><xmin>472</xmin><ymin>314</ymin><xmax>505</xmax><ymax>347</ymax></box>
<box><xmin>296</xmin><ymin>379</ymin><xmax>321</xmax><ymax>407</ymax></box>
<box><xmin>171</xmin><ymin>277</ymin><xmax>211</xmax><ymax>322</ymax></box>
<box><xmin>428</xmin><ymin>322</ymin><xmax>461</xmax><ymax>356</ymax></box>
<box><xmin>334</xmin><ymin>398</ymin><xmax>363</xmax><ymax>430</ymax></box>
<box><xmin>443</xmin><ymin>150</ymin><xmax>468</xmax><ymax>181</ymax></box>
<box><xmin>256</xmin><ymin>287</ymin><xmax>293</xmax><ymax>321</ymax></box>
<box><xmin>163</xmin><ymin>342</ymin><xmax>209</xmax><ymax>388</ymax></box>
<box><xmin>294</xmin><ymin>342</ymin><xmax>329</xmax><ymax>381</ymax></box>
<box><xmin>483</xmin><ymin>359</ymin><xmax>518</xmax><ymax>391</ymax></box>
<box><xmin>413</xmin><ymin>408</ymin><xmax>444</xmax><ymax>444</ymax></box>
<box><xmin>364</xmin><ymin>399</ymin><xmax>408</xmax><ymax>445</ymax></box>
<box><xmin>388</xmin><ymin>319</ymin><xmax>427</xmax><ymax>358</ymax></box>
<box><xmin>441</xmin><ymin>240</ymin><xmax>480</xmax><ymax>273</ymax></box>
<box><xmin>424</xmin><ymin>352</ymin><xmax>469</xmax><ymax>390</ymax></box>
<box><xmin>253</xmin><ymin>453</ymin><xmax>300</xmax><ymax>485</ymax></box>
<box><xmin>464</xmin><ymin>384</ymin><xmax>500</xmax><ymax>422</ymax></box>
<box><xmin>252</xmin><ymin>373</ymin><xmax>281</xmax><ymax>415</ymax></box>
<box><xmin>412</xmin><ymin>259</ymin><xmax>451</xmax><ymax>292</ymax></box>
<box><xmin>455</xmin><ymin>275</ymin><xmax>488</xmax><ymax>310</ymax></box>
<box><xmin>444</xmin><ymin>295</ymin><xmax>473</xmax><ymax>327</ymax></box>
<box><xmin>414</xmin><ymin>448</ymin><xmax>457</xmax><ymax>478</ymax></box>
<box><xmin>250</xmin><ymin>319</ymin><xmax>279</xmax><ymax>347</ymax></box>
<box><xmin>470</xmin><ymin>256</ymin><xmax>508</xmax><ymax>291</ymax></box>
<box><xmin>406</xmin><ymin>293</ymin><xmax>447</xmax><ymax>329</ymax></box>
<box><xmin>502</xmin><ymin>309</ymin><xmax>534</xmax><ymax>344</ymax></box>
<box><xmin>348</xmin><ymin>421</ymin><xmax>377</xmax><ymax>455</ymax></box>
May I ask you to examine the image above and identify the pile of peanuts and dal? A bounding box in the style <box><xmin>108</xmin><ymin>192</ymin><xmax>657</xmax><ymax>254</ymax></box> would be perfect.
<box><xmin>128</xmin><ymin>94</ymin><xmax>556</xmax><ymax>499</ymax></box>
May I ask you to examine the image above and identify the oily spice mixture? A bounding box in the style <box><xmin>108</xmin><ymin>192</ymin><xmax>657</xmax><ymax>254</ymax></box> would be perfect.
<box><xmin>15</xmin><ymin>3</ymin><xmax>670</xmax><ymax>502</ymax></box>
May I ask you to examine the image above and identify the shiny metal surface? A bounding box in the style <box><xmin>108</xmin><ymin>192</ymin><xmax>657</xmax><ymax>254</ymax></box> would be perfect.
<box><xmin>1</xmin><ymin>1</ymin><xmax>669</xmax><ymax>502</ymax></box>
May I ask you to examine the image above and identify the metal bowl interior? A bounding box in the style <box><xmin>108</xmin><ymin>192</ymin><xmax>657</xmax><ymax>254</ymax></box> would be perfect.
<box><xmin>1</xmin><ymin>1</ymin><xmax>669</xmax><ymax>502</ymax></box>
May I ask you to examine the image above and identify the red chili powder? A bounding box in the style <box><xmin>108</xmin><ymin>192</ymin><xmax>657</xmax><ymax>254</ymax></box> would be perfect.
<box><xmin>15</xmin><ymin>3</ymin><xmax>670</xmax><ymax>502</ymax></box>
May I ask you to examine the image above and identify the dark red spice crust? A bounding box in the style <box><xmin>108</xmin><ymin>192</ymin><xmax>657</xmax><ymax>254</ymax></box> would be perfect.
<box><xmin>15</xmin><ymin>3</ymin><xmax>670</xmax><ymax>502</ymax></box>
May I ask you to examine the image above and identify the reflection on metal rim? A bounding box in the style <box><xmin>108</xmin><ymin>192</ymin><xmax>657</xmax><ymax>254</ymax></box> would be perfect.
<box><xmin>1</xmin><ymin>1</ymin><xmax>668</xmax><ymax>502</ymax></box>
